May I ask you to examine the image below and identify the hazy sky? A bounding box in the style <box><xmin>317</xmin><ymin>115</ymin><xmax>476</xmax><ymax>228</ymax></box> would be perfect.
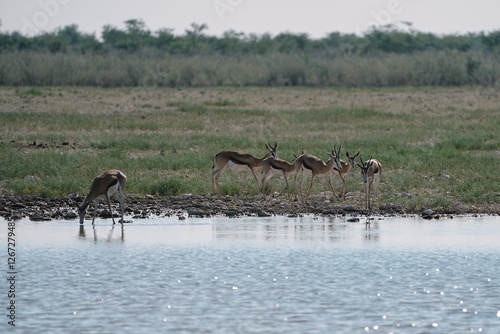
<box><xmin>1</xmin><ymin>0</ymin><xmax>499</xmax><ymax>38</ymax></box>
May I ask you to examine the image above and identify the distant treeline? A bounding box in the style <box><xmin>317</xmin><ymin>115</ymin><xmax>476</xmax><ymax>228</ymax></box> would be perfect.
<box><xmin>0</xmin><ymin>19</ymin><xmax>499</xmax><ymax>87</ymax></box>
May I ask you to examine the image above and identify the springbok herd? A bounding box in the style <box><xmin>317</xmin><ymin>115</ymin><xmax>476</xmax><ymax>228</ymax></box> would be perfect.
<box><xmin>78</xmin><ymin>143</ymin><xmax>382</xmax><ymax>225</ymax></box>
<box><xmin>212</xmin><ymin>142</ymin><xmax>382</xmax><ymax>210</ymax></box>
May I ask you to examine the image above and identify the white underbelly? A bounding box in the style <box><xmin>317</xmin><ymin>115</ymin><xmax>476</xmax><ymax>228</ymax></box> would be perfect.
<box><xmin>107</xmin><ymin>181</ymin><xmax>120</xmax><ymax>196</ymax></box>
<box><xmin>227</xmin><ymin>160</ymin><xmax>253</xmax><ymax>173</ymax></box>
<box><xmin>270</xmin><ymin>166</ymin><xmax>285</xmax><ymax>176</ymax></box>
<box><xmin>299</xmin><ymin>168</ymin><xmax>330</xmax><ymax>181</ymax></box>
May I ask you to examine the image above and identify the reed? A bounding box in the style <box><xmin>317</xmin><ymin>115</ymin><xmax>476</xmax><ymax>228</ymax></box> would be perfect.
<box><xmin>0</xmin><ymin>49</ymin><xmax>498</xmax><ymax>88</ymax></box>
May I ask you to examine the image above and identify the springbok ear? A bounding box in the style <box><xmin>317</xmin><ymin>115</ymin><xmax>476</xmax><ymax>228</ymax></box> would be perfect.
<box><xmin>356</xmin><ymin>163</ymin><xmax>363</xmax><ymax>169</ymax></box>
<box><xmin>346</xmin><ymin>151</ymin><xmax>350</xmax><ymax>158</ymax></box>
<box><xmin>354</xmin><ymin>151</ymin><xmax>360</xmax><ymax>158</ymax></box>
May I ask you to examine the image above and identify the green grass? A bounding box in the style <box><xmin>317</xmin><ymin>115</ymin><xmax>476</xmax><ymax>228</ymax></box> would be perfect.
<box><xmin>0</xmin><ymin>86</ymin><xmax>498</xmax><ymax>210</ymax></box>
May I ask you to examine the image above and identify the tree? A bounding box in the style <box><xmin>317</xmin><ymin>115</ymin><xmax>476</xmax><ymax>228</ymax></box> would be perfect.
<box><xmin>57</xmin><ymin>24</ymin><xmax>81</xmax><ymax>45</ymax></box>
<box><xmin>155</xmin><ymin>28</ymin><xmax>174</xmax><ymax>49</ymax></box>
<box><xmin>124</xmin><ymin>19</ymin><xmax>152</xmax><ymax>50</ymax></box>
<box><xmin>275</xmin><ymin>33</ymin><xmax>309</xmax><ymax>53</ymax></box>
<box><xmin>101</xmin><ymin>19</ymin><xmax>151</xmax><ymax>51</ymax></box>
<box><xmin>215</xmin><ymin>30</ymin><xmax>244</xmax><ymax>54</ymax></box>
<box><xmin>185</xmin><ymin>23</ymin><xmax>208</xmax><ymax>52</ymax></box>
<box><xmin>480</xmin><ymin>30</ymin><xmax>500</xmax><ymax>53</ymax></box>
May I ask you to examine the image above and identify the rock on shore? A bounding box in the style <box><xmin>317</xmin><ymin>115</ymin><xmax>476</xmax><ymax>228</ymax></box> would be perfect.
<box><xmin>0</xmin><ymin>193</ymin><xmax>498</xmax><ymax>222</ymax></box>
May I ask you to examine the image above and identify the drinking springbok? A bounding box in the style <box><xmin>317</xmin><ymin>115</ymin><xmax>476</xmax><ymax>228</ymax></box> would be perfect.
<box><xmin>357</xmin><ymin>157</ymin><xmax>382</xmax><ymax>210</ymax></box>
<box><xmin>77</xmin><ymin>170</ymin><xmax>127</xmax><ymax>225</ymax></box>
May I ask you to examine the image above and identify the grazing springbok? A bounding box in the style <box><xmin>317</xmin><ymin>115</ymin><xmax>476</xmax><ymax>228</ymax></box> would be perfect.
<box><xmin>330</xmin><ymin>145</ymin><xmax>360</xmax><ymax>200</ymax></box>
<box><xmin>357</xmin><ymin>157</ymin><xmax>382</xmax><ymax>210</ymax></box>
<box><xmin>294</xmin><ymin>147</ymin><xmax>343</xmax><ymax>203</ymax></box>
<box><xmin>77</xmin><ymin>170</ymin><xmax>127</xmax><ymax>225</ymax></box>
<box><xmin>212</xmin><ymin>142</ymin><xmax>278</xmax><ymax>196</ymax></box>
<box><xmin>261</xmin><ymin>156</ymin><xmax>301</xmax><ymax>200</ymax></box>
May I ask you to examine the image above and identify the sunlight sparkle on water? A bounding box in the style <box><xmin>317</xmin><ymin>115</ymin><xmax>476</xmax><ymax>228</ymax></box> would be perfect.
<box><xmin>9</xmin><ymin>215</ymin><xmax>500</xmax><ymax>333</ymax></box>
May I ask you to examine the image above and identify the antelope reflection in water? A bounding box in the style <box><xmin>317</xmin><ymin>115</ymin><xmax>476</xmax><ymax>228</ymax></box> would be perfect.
<box><xmin>79</xmin><ymin>224</ymin><xmax>125</xmax><ymax>242</ymax></box>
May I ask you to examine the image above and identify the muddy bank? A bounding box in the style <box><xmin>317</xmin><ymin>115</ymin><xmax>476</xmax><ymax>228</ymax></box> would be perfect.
<box><xmin>1</xmin><ymin>193</ymin><xmax>499</xmax><ymax>222</ymax></box>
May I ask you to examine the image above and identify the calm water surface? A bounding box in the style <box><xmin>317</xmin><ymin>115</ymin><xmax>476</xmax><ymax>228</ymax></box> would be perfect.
<box><xmin>1</xmin><ymin>215</ymin><xmax>500</xmax><ymax>333</ymax></box>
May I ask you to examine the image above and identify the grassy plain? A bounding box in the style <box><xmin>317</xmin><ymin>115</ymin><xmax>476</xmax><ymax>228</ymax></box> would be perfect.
<box><xmin>0</xmin><ymin>86</ymin><xmax>498</xmax><ymax>211</ymax></box>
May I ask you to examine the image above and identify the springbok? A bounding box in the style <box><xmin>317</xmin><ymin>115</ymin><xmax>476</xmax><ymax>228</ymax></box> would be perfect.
<box><xmin>261</xmin><ymin>156</ymin><xmax>301</xmax><ymax>200</ymax></box>
<box><xmin>357</xmin><ymin>157</ymin><xmax>382</xmax><ymax>210</ymax></box>
<box><xmin>77</xmin><ymin>170</ymin><xmax>127</xmax><ymax>225</ymax></box>
<box><xmin>212</xmin><ymin>142</ymin><xmax>277</xmax><ymax>196</ymax></box>
<box><xmin>330</xmin><ymin>145</ymin><xmax>360</xmax><ymax>200</ymax></box>
<box><xmin>294</xmin><ymin>147</ymin><xmax>343</xmax><ymax>203</ymax></box>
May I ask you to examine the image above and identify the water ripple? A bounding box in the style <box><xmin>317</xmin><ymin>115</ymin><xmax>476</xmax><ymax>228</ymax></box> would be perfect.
<box><xmin>3</xmin><ymin>216</ymin><xmax>500</xmax><ymax>333</ymax></box>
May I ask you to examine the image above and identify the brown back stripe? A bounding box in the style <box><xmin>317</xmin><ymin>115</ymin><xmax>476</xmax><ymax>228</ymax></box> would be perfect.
<box><xmin>270</xmin><ymin>161</ymin><xmax>282</xmax><ymax>169</ymax></box>
<box><xmin>230</xmin><ymin>157</ymin><xmax>250</xmax><ymax>166</ymax></box>
<box><xmin>302</xmin><ymin>160</ymin><xmax>313</xmax><ymax>170</ymax></box>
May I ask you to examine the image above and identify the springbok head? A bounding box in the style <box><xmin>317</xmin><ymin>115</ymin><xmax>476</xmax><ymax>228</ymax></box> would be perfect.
<box><xmin>346</xmin><ymin>150</ymin><xmax>360</xmax><ymax>169</ymax></box>
<box><xmin>331</xmin><ymin>143</ymin><xmax>343</xmax><ymax>171</ymax></box>
<box><xmin>357</xmin><ymin>156</ymin><xmax>374</xmax><ymax>184</ymax></box>
<box><xmin>266</xmin><ymin>142</ymin><xmax>278</xmax><ymax>159</ymax></box>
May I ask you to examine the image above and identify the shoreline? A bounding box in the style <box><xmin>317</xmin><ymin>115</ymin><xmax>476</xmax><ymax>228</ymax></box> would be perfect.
<box><xmin>1</xmin><ymin>193</ymin><xmax>499</xmax><ymax>222</ymax></box>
